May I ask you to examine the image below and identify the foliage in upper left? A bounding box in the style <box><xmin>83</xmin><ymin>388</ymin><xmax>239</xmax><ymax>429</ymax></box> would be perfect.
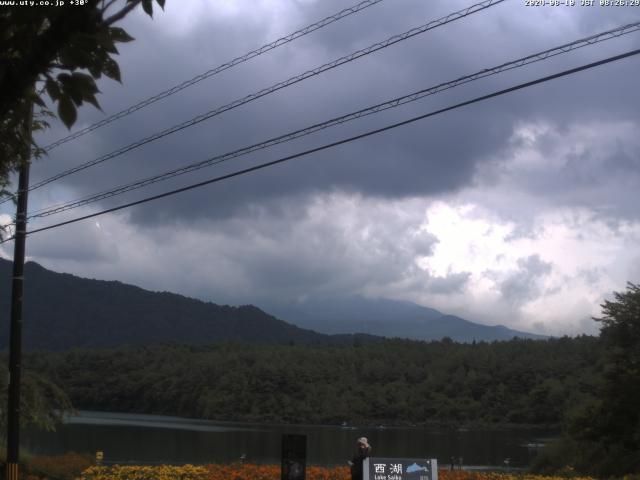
<box><xmin>0</xmin><ymin>0</ymin><xmax>165</xmax><ymax>200</ymax></box>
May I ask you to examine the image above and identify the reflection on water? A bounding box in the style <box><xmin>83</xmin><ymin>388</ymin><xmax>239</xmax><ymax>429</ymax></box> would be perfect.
<box><xmin>57</xmin><ymin>412</ymin><xmax>264</xmax><ymax>433</ymax></box>
<box><xmin>22</xmin><ymin>411</ymin><xmax>555</xmax><ymax>467</ymax></box>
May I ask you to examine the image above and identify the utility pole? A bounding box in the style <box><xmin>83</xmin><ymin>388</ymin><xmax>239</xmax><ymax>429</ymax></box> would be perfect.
<box><xmin>6</xmin><ymin>103</ymin><xmax>32</xmax><ymax>480</ymax></box>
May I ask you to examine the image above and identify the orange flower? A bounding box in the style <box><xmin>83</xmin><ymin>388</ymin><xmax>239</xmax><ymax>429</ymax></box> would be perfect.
<box><xmin>77</xmin><ymin>463</ymin><xmax>599</xmax><ymax>480</ymax></box>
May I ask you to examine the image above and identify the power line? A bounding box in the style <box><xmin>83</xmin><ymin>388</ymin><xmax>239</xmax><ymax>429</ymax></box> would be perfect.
<box><xmin>40</xmin><ymin>0</ymin><xmax>387</xmax><ymax>152</ymax></box>
<box><xmin>23</xmin><ymin>21</ymin><xmax>640</xmax><ymax>220</ymax></box>
<box><xmin>20</xmin><ymin>0</ymin><xmax>505</xmax><ymax>197</ymax></box>
<box><xmin>1</xmin><ymin>47</ymin><xmax>635</xmax><ymax>244</ymax></box>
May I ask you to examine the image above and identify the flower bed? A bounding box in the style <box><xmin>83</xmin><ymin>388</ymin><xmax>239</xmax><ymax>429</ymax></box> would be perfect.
<box><xmin>79</xmin><ymin>465</ymin><xmax>597</xmax><ymax>480</ymax></box>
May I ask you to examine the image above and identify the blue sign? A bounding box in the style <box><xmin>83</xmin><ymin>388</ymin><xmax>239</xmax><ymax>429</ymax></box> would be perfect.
<box><xmin>363</xmin><ymin>457</ymin><xmax>437</xmax><ymax>480</ymax></box>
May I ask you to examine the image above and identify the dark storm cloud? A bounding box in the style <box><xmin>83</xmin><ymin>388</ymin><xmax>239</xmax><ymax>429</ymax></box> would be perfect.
<box><xmin>22</xmin><ymin>0</ymin><xmax>640</xmax><ymax>230</ymax></box>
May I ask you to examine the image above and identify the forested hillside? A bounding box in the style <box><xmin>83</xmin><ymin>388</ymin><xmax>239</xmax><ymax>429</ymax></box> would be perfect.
<box><xmin>25</xmin><ymin>336</ymin><xmax>600</xmax><ymax>427</ymax></box>
<box><xmin>0</xmin><ymin>259</ymin><xmax>377</xmax><ymax>348</ymax></box>
<box><xmin>0</xmin><ymin>259</ymin><xmax>544</xmax><ymax>347</ymax></box>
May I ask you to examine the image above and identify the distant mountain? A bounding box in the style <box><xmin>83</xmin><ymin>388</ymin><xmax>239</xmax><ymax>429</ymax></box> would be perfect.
<box><xmin>0</xmin><ymin>258</ymin><xmax>544</xmax><ymax>349</ymax></box>
<box><xmin>263</xmin><ymin>296</ymin><xmax>546</xmax><ymax>342</ymax></box>
<box><xmin>0</xmin><ymin>258</ymin><xmax>377</xmax><ymax>350</ymax></box>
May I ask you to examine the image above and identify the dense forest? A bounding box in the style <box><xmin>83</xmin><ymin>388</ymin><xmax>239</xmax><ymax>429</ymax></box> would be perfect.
<box><xmin>0</xmin><ymin>258</ymin><xmax>379</xmax><ymax>349</ymax></box>
<box><xmin>24</xmin><ymin>336</ymin><xmax>601</xmax><ymax>427</ymax></box>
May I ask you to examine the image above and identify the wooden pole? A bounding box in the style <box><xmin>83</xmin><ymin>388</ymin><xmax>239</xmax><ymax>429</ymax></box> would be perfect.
<box><xmin>6</xmin><ymin>103</ymin><xmax>32</xmax><ymax>480</ymax></box>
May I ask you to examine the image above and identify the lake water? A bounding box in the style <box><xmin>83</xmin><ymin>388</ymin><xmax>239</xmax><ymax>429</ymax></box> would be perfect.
<box><xmin>23</xmin><ymin>411</ymin><xmax>555</xmax><ymax>468</ymax></box>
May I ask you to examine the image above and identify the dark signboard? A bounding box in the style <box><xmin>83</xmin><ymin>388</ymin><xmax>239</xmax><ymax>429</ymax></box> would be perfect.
<box><xmin>364</xmin><ymin>457</ymin><xmax>437</xmax><ymax>480</ymax></box>
<box><xmin>281</xmin><ymin>434</ymin><xmax>307</xmax><ymax>480</ymax></box>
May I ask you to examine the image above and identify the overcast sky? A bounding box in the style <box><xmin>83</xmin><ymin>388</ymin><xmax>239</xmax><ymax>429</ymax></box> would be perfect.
<box><xmin>2</xmin><ymin>0</ymin><xmax>640</xmax><ymax>336</ymax></box>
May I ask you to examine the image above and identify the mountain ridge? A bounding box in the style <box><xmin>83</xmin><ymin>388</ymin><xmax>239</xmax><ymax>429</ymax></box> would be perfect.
<box><xmin>264</xmin><ymin>296</ymin><xmax>545</xmax><ymax>342</ymax></box>
<box><xmin>0</xmin><ymin>257</ymin><xmax>544</xmax><ymax>349</ymax></box>
<box><xmin>0</xmin><ymin>258</ymin><xmax>378</xmax><ymax>350</ymax></box>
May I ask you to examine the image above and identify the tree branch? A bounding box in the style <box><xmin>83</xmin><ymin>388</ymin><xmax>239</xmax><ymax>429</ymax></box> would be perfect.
<box><xmin>104</xmin><ymin>0</ymin><xmax>143</xmax><ymax>26</ymax></box>
<box><xmin>49</xmin><ymin>63</ymin><xmax>75</xmax><ymax>70</ymax></box>
<box><xmin>101</xmin><ymin>0</ymin><xmax>120</xmax><ymax>15</ymax></box>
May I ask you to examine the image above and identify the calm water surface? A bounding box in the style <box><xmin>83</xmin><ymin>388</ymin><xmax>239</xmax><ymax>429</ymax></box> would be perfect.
<box><xmin>23</xmin><ymin>411</ymin><xmax>555</xmax><ymax>468</ymax></box>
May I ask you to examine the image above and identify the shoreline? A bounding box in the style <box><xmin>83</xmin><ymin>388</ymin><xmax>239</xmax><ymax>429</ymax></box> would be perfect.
<box><xmin>64</xmin><ymin>409</ymin><xmax>562</xmax><ymax>433</ymax></box>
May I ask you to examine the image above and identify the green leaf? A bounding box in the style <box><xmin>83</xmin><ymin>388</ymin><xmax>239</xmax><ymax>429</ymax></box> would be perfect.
<box><xmin>59</xmin><ymin>73</ymin><xmax>83</xmax><ymax>106</ymax></box>
<box><xmin>84</xmin><ymin>93</ymin><xmax>101</xmax><ymax>111</ymax></box>
<box><xmin>102</xmin><ymin>57</ymin><xmax>121</xmax><ymax>83</ymax></box>
<box><xmin>142</xmin><ymin>0</ymin><xmax>153</xmax><ymax>17</ymax></box>
<box><xmin>94</xmin><ymin>30</ymin><xmax>119</xmax><ymax>54</ymax></box>
<box><xmin>88</xmin><ymin>64</ymin><xmax>102</xmax><ymax>78</ymax></box>
<box><xmin>56</xmin><ymin>72</ymin><xmax>72</xmax><ymax>84</ymax></box>
<box><xmin>45</xmin><ymin>78</ymin><xmax>60</xmax><ymax>101</ymax></box>
<box><xmin>59</xmin><ymin>44</ymin><xmax>92</xmax><ymax>68</ymax></box>
<box><xmin>87</xmin><ymin>49</ymin><xmax>108</xmax><ymax>79</ymax></box>
<box><xmin>71</xmin><ymin>72</ymin><xmax>101</xmax><ymax>110</ymax></box>
<box><xmin>155</xmin><ymin>0</ymin><xmax>165</xmax><ymax>9</ymax></box>
<box><xmin>71</xmin><ymin>72</ymin><xmax>99</xmax><ymax>95</ymax></box>
<box><xmin>32</xmin><ymin>94</ymin><xmax>46</xmax><ymax>108</ymax></box>
<box><xmin>32</xmin><ymin>119</ymin><xmax>51</xmax><ymax>132</ymax></box>
<box><xmin>69</xmin><ymin>91</ymin><xmax>84</xmax><ymax>107</ymax></box>
<box><xmin>56</xmin><ymin>73</ymin><xmax>79</xmax><ymax>103</ymax></box>
<box><xmin>57</xmin><ymin>96</ymin><xmax>77</xmax><ymax>129</ymax></box>
<box><xmin>109</xmin><ymin>26</ymin><xmax>135</xmax><ymax>43</ymax></box>
<box><xmin>58</xmin><ymin>47</ymin><xmax>75</xmax><ymax>68</ymax></box>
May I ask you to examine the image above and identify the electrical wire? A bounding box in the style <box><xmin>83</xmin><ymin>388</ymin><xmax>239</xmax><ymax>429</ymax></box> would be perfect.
<box><xmin>17</xmin><ymin>0</ymin><xmax>505</xmax><ymax>199</ymax></box>
<box><xmin>24</xmin><ymin>21</ymin><xmax>640</xmax><ymax>220</ymax></box>
<box><xmin>41</xmin><ymin>0</ymin><xmax>387</xmax><ymax>152</ymax></box>
<box><xmin>0</xmin><ymin>47</ymin><xmax>635</xmax><ymax>244</ymax></box>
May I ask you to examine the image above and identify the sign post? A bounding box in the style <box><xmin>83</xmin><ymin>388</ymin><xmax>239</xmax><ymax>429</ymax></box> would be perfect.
<box><xmin>364</xmin><ymin>457</ymin><xmax>438</xmax><ymax>480</ymax></box>
<box><xmin>281</xmin><ymin>434</ymin><xmax>306</xmax><ymax>480</ymax></box>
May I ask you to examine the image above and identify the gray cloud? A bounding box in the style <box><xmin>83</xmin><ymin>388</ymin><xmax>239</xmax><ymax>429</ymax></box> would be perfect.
<box><xmin>13</xmin><ymin>194</ymin><xmax>440</xmax><ymax>306</ymax></box>
<box><xmin>628</xmin><ymin>257</ymin><xmax>640</xmax><ymax>283</ymax></box>
<box><xmin>19</xmin><ymin>0</ymin><xmax>640</xmax><ymax>231</ymax></box>
<box><xmin>499</xmin><ymin>254</ymin><xmax>553</xmax><ymax>307</ymax></box>
<box><xmin>27</xmin><ymin>221</ymin><xmax>118</xmax><ymax>263</ymax></box>
<box><xmin>427</xmin><ymin>271</ymin><xmax>471</xmax><ymax>295</ymax></box>
<box><xmin>578</xmin><ymin>266</ymin><xmax>606</xmax><ymax>286</ymax></box>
